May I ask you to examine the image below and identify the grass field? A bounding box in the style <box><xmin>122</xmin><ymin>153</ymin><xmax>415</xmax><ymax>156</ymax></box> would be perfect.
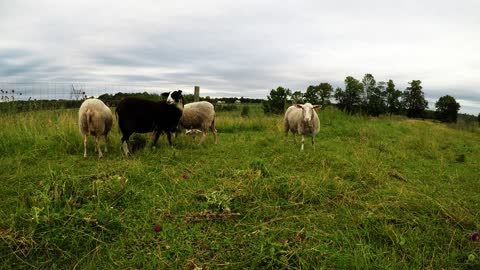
<box><xmin>1</xmin><ymin>104</ymin><xmax>479</xmax><ymax>269</ymax></box>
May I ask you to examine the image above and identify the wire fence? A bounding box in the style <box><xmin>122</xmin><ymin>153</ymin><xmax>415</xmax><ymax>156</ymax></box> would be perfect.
<box><xmin>0</xmin><ymin>81</ymin><xmax>168</xmax><ymax>102</ymax></box>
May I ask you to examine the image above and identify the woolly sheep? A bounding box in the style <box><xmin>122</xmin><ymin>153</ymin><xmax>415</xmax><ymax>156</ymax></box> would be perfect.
<box><xmin>78</xmin><ymin>98</ymin><xmax>113</xmax><ymax>158</ymax></box>
<box><xmin>284</xmin><ymin>103</ymin><xmax>321</xmax><ymax>151</ymax></box>
<box><xmin>178</xmin><ymin>101</ymin><xmax>217</xmax><ymax>144</ymax></box>
<box><xmin>116</xmin><ymin>90</ymin><xmax>184</xmax><ymax>156</ymax></box>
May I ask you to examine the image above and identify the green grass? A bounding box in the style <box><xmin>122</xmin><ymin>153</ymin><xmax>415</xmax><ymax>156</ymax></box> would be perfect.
<box><xmin>1</xmin><ymin>105</ymin><xmax>480</xmax><ymax>269</ymax></box>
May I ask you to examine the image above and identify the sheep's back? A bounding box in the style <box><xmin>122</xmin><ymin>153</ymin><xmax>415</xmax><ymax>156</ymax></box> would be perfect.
<box><xmin>180</xmin><ymin>102</ymin><xmax>215</xmax><ymax>129</ymax></box>
<box><xmin>78</xmin><ymin>99</ymin><xmax>113</xmax><ymax>135</ymax></box>
<box><xmin>284</xmin><ymin>106</ymin><xmax>303</xmax><ymax>131</ymax></box>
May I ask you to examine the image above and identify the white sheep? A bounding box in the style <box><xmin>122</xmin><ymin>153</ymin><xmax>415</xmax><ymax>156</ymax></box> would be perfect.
<box><xmin>78</xmin><ymin>98</ymin><xmax>113</xmax><ymax>158</ymax></box>
<box><xmin>284</xmin><ymin>103</ymin><xmax>321</xmax><ymax>151</ymax></box>
<box><xmin>178</xmin><ymin>101</ymin><xmax>217</xmax><ymax>144</ymax></box>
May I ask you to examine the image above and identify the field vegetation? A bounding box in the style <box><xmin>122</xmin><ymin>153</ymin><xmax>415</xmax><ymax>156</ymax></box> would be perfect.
<box><xmin>1</xmin><ymin>104</ymin><xmax>479</xmax><ymax>269</ymax></box>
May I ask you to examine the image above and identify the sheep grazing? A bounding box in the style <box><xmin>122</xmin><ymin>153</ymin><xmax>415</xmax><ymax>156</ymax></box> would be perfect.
<box><xmin>78</xmin><ymin>98</ymin><xmax>113</xmax><ymax>159</ymax></box>
<box><xmin>178</xmin><ymin>101</ymin><xmax>217</xmax><ymax>144</ymax></box>
<box><xmin>284</xmin><ymin>103</ymin><xmax>321</xmax><ymax>151</ymax></box>
<box><xmin>115</xmin><ymin>90</ymin><xmax>184</xmax><ymax>156</ymax></box>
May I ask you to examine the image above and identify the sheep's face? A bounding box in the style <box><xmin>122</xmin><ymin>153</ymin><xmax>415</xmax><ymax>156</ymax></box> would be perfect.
<box><xmin>166</xmin><ymin>90</ymin><xmax>183</xmax><ymax>105</ymax></box>
<box><xmin>295</xmin><ymin>103</ymin><xmax>321</xmax><ymax>123</ymax></box>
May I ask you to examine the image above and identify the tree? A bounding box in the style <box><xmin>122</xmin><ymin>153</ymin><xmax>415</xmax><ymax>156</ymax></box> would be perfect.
<box><xmin>435</xmin><ymin>95</ymin><xmax>460</xmax><ymax>122</ymax></box>
<box><xmin>291</xmin><ymin>91</ymin><xmax>304</xmax><ymax>104</ymax></box>
<box><xmin>402</xmin><ymin>80</ymin><xmax>428</xmax><ymax>118</ymax></box>
<box><xmin>317</xmin><ymin>82</ymin><xmax>333</xmax><ymax>105</ymax></box>
<box><xmin>333</xmin><ymin>87</ymin><xmax>346</xmax><ymax>109</ymax></box>
<box><xmin>361</xmin><ymin>74</ymin><xmax>387</xmax><ymax>116</ymax></box>
<box><xmin>334</xmin><ymin>76</ymin><xmax>364</xmax><ymax>114</ymax></box>
<box><xmin>304</xmin><ymin>82</ymin><xmax>333</xmax><ymax>105</ymax></box>
<box><xmin>263</xmin><ymin>86</ymin><xmax>291</xmax><ymax>114</ymax></box>
<box><xmin>362</xmin><ymin>73</ymin><xmax>376</xmax><ymax>108</ymax></box>
<box><xmin>367</xmin><ymin>81</ymin><xmax>387</xmax><ymax>116</ymax></box>
<box><xmin>304</xmin><ymin>85</ymin><xmax>320</xmax><ymax>105</ymax></box>
<box><xmin>385</xmin><ymin>79</ymin><xmax>402</xmax><ymax>115</ymax></box>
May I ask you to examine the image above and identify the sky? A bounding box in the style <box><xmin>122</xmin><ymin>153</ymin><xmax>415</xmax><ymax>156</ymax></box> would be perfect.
<box><xmin>0</xmin><ymin>0</ymin><xmax>479</xmax><ymax>114</ymax></box>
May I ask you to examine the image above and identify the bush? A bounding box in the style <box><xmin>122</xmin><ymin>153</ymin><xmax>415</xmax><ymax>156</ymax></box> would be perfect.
<box><xmin>263</xmin><ymin>86</ymin><xmax>291</xmax><ymax>114</ymax></box>
<box><xmin>241</xmin><ymin>106</ymin><xmax>250</xmax><ymax>118</ymax></box>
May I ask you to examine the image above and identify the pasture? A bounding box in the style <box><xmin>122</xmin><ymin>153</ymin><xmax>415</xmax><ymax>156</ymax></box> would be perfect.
<box><xmin>0</xmin><ymin>104</ymin><xmax>479</xmax><ymax>269</ymax></box>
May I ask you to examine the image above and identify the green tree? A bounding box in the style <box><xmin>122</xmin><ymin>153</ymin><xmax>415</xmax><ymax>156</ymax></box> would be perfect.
<box><xmin>263</xmin><ymin>86</ymin><xmax>291</xmax><ymax>114</ymax></box>
<box><xmin>385</xmin><ymin>80</ymin><xmax>402</xmax><ymax>115</ymax></box>
<box><xmin>435</xmin><ymin>95</ymin><xmax>460</xmax><ymax>123</ymax></box>
<box><xmin>333</xmin><ymin>87</ymin><xmax>345</xmax><ymax>109</ymax></box>
<box><xmin>334</xmin><ymin>76</ymin><xmax>364</xmax><ymax>114</ymax></box>
<box><xmin>367</xmin><ymin>81</ymin><xmax>387</xmax><ymax>116</ymax></box>
<box><xmin>402</xmin><ymin>80</ymin><xmax>428</xmax><ymax>118</ymax></box>
<box><xmin>362</xmin><ymin>74</ymin><xmax>376</xmax><ymax>109</ymax></box>
<box><xmin>304</xmin><ymin>85</ymin><xmax>320</xmax><ymax>105</ymax></box>
<box><xmin>291</xmin><ymin>91</ymin><xmax>304</xmax><ymax>104</ymax></box>
<box><xmin>317</xmin><ymin>82</ymin><xmax>333</xmax><ymax>105</ymax></box>
<box><xmin>304</xmin><ymin>82</ymin><xmax>333</xmax><ymax>105</ymax></box>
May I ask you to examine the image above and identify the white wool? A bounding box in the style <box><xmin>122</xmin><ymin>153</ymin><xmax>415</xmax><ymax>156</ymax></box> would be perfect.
<box><xmin>178</xmin><ymin>101</ymin><xmax>217</xmax><ymax>144</ymax></box>
<box><xmin>78</xmin><ymin>98</ymin><xmax>113</xmax><ymax>158</ymax></box>
<box><xmin>284</xmin><ymin>103</ymin><xmax>321</xmax><ymax>151</ymax></box>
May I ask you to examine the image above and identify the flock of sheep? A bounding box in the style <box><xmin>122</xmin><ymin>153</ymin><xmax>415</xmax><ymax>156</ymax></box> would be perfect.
<box><xmin>78</xmin><ymin>90</ymin><xmax>321</xmax><ymax>158</ymax></box>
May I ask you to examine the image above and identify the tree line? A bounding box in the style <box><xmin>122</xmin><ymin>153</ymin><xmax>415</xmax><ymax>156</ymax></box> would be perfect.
<box><xmin>263</xmin><ymin>74</ymin><xmax>465</xmax><ymax>123</ymax></box>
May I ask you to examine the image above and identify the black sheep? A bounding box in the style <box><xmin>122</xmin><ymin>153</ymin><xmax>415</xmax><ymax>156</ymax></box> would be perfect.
<box><xmin>116</xmin><ymin>90</ymin><xmax>184</xmax><ymax>156</ymax></box>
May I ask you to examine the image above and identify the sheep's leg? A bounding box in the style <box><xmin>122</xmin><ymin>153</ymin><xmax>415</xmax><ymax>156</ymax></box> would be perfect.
<box><xmin>293</xmin><ymin>132</ymin><xmax>297</xmax><ymax>143</ymax></box>
<box><xmin>301</xmin><ymin>135</ymin><xmax>305</xmax><ymax>151</ymax></box>
<box><xmin>199</xmin><ymin>130</ymin><xmax>207</xmax><ymax>144</ymax></box>
<box><xmin>211</xmin><ymin>120</ymin><xmax>218</xmax><ymax>144</ymax></box>
<box><xmin>122</xmin><ymin>141</ymin><xmax>130</xmax><ymax>156</ymax></box>
<box><xmin>167</xmin><ymin>132</ymin><xmax>173</xmax><ymax>146</ymax></box>
<box><xmin>152</xmin><ymin>131</ymin><xmax>160</xmax><ymax>146</ymax></box>
<box><xmin>83</xmin><ymin>135</ymin><xmax>88</xmax><ymax>158</ymax></box>
<box><xmin>284</xmin><ymin>128</ymin><xmax>289</xmax><ymax>143</ymax></box>
<box><xmin>96</xmin><ymin>136</ymin><xmax>103</xmax><ymax>159</ymax></box>
<box><xmin>121</xmin><ymin>134</ymin><xmax>131</xmax><ymax>156</ymax></box>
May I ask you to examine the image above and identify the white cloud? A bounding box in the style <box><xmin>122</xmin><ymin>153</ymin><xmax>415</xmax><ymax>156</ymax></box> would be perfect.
<box><xmin>0</xmin><ymin>0</ymin><xmax>479</xmax><ymax>114</ymax></box>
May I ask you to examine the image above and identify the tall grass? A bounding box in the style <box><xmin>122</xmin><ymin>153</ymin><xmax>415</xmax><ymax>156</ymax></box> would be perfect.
<box><xmin>1</xmin><ymin>105</ymin><xmax>479</xmax><ymax>269</ymax></box>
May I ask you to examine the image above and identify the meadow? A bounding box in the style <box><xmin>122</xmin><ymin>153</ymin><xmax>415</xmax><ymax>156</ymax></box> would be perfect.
<box><xmin>0</xmin><ymin>104</ymin><xmax>479</xmax><ymax>269</ymax></box>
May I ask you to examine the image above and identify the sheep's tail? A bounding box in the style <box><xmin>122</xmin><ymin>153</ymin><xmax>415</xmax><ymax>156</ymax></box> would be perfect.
<box><xmin>86</xmin><ymin>108</ymin><xmax>95</xmax><ymax>134</ymax></box>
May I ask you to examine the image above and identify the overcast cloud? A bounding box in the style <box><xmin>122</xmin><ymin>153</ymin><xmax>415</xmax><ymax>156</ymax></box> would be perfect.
<box><xmin>1</xmin><ymin>0</ymin><xmax>479</xmax><ymax>114</ymax></box>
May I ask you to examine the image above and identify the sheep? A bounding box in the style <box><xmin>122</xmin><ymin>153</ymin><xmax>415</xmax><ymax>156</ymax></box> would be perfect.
<box><xmin>78</xmin><ymin>98</ymin><xmax>113</xmax><ymax>159</ymax></box>
<box><xmin>284</xmin><ymin>103</ymin><xmax>321</xmax><ymax>151</ymax></box>
<box><xmin>177</xmin><ymin>101</ymin><xmax>217</xmax><ymax>144</ymax></box>
<box><xmin>115</xmin><ymin>90</ymin><xmax>184</xmax><ymax>156</ymax></box>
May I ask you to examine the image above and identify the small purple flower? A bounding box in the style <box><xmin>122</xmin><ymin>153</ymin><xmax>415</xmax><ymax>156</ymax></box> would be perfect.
<box><xmin>154</xmin><ymin>225</ymin><xmax>162</xmax><ymax>232</ymax></box>
<box><xmin>182</xmin><ymin>174</ymin><xmax>189</xmax><ymax>180</ymax></box>
<box><xmin>470</xmin><ymin>232</ymin><xmax>479</xmax><ymax>241</ymax></box>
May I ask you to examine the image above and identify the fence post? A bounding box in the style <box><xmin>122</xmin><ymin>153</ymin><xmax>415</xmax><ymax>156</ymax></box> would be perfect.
<box><xmin>194</xmin><ymin>86</ymin><xmax>200</xmax><ymax>102</ymax></box>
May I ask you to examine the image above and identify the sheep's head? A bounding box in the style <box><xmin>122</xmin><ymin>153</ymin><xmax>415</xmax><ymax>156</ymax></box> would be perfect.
<box><xmin>163</xmin><ymin>90</ymin><xmax>183</xmax><ymax>104</ymax></box>
<box><xmin>295</xmin><ymin>103</ymin><xmax>321</xmax><ymax>123</ymax></box>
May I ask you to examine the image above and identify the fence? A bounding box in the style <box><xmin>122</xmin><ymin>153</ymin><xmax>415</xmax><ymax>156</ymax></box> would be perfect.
<box><xmin>0</xmin><ymin>81</ymin><xmax>169</xmax><ymax>102</ymax></box>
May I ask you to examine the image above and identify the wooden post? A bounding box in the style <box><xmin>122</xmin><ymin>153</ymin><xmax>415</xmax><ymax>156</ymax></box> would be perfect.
<box><xmin>194</xmin><ymin>86</ymin><xmax>200</xmax><ymax>102</ymax></box>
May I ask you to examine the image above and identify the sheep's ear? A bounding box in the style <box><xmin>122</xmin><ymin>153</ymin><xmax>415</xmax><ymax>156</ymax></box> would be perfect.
<box><xmin>177</xmin><ymin>90</ymin><xmax>182</xmax><ymax>94</ymax></box>
<box><xmin>295</xmin><ymin>104</ymin><xmax>303</xmax><ymax>109</ymax></box>
<box><xmin>313</xmin><ymin>105</ymin><xmax>322</xmax><ymax>110</ymax></box>
<box><xmin>161</xmin><ymin>92</ymin><xmax>170</xmax><ymax>98</ymax></box>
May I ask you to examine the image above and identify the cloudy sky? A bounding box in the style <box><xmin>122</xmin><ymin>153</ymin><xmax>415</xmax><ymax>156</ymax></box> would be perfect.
<box><xmin>1</xmin><ymin>0</ymin><xmax>479</xmax><ymax>114</ymax></box>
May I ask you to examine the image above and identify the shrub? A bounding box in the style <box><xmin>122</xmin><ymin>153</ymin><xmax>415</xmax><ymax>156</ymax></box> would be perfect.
<box><xmin>241</xmin><ymin>106</ymin><xmax>250</xmax><ymax>118</ymax></box>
